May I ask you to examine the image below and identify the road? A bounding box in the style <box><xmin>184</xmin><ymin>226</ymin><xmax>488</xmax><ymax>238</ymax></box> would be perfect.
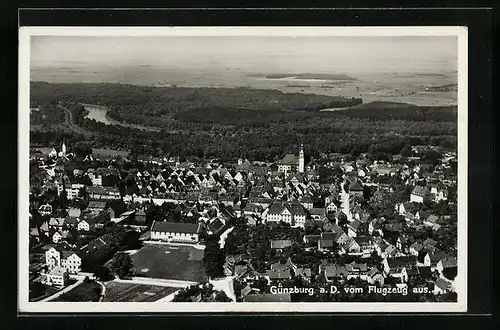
<box><xmin>218</xmin><ymin>227</ymin><xmax>234</xmax><ymax>249</ymax></box>
<box><xmin>97</xmin><ymin>280</ymin><xmax>106</xmax><ymax>302</ymax></box>
<box><xmin>39</xmin><ymin>278</ymin><xmax>84</xmax><ymax>302</ymax></box>
<box><xmin>114</xmin><ymin>277</ymin><xmax>198</xmax><ymax>288</ymax></box>
<box><xmin>154</xmin><ymin>289</ymin><xmax>182</xmax><ymax>303</ymax></box>
<box><xmin>210</xmin><ymin>276</ymin><xmax>237</xmax><ymax>302</ymax></box>
<box><xmin>57</xmin><ymin>105</ymin><xmax>86</xmax><ymax>134</ymax></box>
<box><xmin>340</xmin><ymin>184</ymin><xmax>353</xmax><ymax>221</ymax></box>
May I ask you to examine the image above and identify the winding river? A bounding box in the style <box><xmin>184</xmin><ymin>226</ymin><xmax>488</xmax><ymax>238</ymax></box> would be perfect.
<box><xmin>82</xmin><ymin>104</ymin><xmax>160</xmax><ymax>132</ymax></box>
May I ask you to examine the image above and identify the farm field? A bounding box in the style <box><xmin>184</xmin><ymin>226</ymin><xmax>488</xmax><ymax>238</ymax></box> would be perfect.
<box><xmin>130</xmin><ymin>243</ymin><xmax>205</xmax><ymax>282</ymax></box>
<box><xmin>102</xmin><ymin>281</ymin><xmax>179</xmax><ymax>302</ymax></box>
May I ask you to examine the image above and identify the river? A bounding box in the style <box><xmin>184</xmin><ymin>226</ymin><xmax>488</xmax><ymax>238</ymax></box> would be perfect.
<box><xmin>82</xmin><ymin>104</ymin><xmax>160</xmax><ymax>132</ymax></box>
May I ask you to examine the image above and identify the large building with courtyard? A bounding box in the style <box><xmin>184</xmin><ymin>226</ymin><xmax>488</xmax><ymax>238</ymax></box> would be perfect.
<box><xmin>150</xmin><ymin>221</ymin><xmax>202</xmax><ymax>243</ymax></box>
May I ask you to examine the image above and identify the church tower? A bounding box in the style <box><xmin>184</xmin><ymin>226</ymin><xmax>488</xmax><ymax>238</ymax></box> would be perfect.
<box><xmin>298</xmin><ymin>143</ymin><xmax>305</xmax><ymax>173</ymax></box>
<box><xmin>61</xmin><ymin>139</ymin><xmax>67</xmax><ymax>157</ymax></box>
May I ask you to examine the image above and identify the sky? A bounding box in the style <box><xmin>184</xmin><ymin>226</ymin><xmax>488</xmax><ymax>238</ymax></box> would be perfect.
<box><xmin>30</xmin><ymin>35</ymin><xmax>458</xmax><ymax>74</ymax></box>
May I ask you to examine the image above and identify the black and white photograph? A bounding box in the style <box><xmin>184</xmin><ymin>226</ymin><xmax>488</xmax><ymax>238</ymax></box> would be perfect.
<box><xmin>18</xmin><ymin>26</ymin><xmax>467</xmax><ymax>313</ymax></box>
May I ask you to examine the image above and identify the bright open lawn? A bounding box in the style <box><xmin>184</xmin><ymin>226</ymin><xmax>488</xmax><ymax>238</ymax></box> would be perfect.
<box><xmin>130</xmin><ymin>244</ymin><xmax>205</xmax><ymax>282</ymax></box>
<box><xmin>103</xmin><ymin>281</ymin><xmax>179</xmax><ymax>302</ymax></box>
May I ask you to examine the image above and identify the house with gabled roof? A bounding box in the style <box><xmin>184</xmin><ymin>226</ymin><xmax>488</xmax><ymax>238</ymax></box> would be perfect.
<box><xmin>278</xmin><ymin>154</ymin><xmax>299</xmax><ymax>175</ymax></box>
<box><xmin>299</xmin><ymin>195</ymin><xmax>314</xmax><ymax>210</ymax></box>
<box><xmin>236</xmin><ymin>263</ymin><xmax>263</xmax><ymax>283</ymax></box>
<box><xmin>295</xmin><ymin>267</ymin><xmax>312</xmax><ymax>282</ymax></box>
<box><xmin>207</xmin><ymin>218</ymin><xmax>226</xmax><ymax>235</ymax></box>
<box><xmin>433</xmin><ymin>278</ymin><xmax>453</xmax><ymax>295</ymax></box>
<box><xmin>339</xmin><ymin>236</ymin><xmax>361</xmax><ymax>254</ymax></box>
<box><xmin>395</xmin><ymin>202</ymin><xmax>419</xmax><ymax>219</ymax></box>
<box><xmin>366</xmin><ymin>267</ymin><xmax>385</xmax><ymax>286</ymax></box>
<box><xmin>309</xmin><ymin>207</ymin><xmax>326</xmax><ymax>221</ymax></box>
<box><xmin>383</xmin><ymin>256</ymin><xmax>417</xmax><ymax>281</ymax></box>
<box><xmin>266</xmin><ymin>200</ymin><xmax>307</xmax><ymax>228</ymax></box>
<box><xmin>348</xmin><ymin>180</ymin><xmax>364</xmax><ymax>198</ymax></box>
<box><xmin>45</xmin><ymin>246</ymin><xmax>82</xmax><ymax>274</ymax></box>
<box><xmin>345</xmin><ymin>262</ymin><xmax>369</xmax><ymax>280</ymax></box>
<box><xmin>410</xmin><ymin>185</ymin><xmax>432</xmax><ymax>203</ymax></box>
<box><xmin>323</xmin><ymin>264</ymin><xmax>349</xmax><ymax>282</ymax></box>
<box><xmin>354</xmin><ymin>236</ymin><xmax>375</xmax><ymax>254</ymax></box>
<box><xmin>346</xmin><ymin>220</ymin><xmax>361</xmax><ymax>237</ymax></box>
<box><xmin>424</xmin><ymin>214</ymin><xmax>440</xmax><ymax>227</ymax></box>
<box><xmin>267</xmin><ymin>259</ymin><xmax>296</xmax><ymax>282</ymax></box>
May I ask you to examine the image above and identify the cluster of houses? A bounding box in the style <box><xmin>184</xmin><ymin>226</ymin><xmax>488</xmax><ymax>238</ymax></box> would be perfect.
<box><xmin>29</xmin><ymin>142</ymin><xmax>458</xmax><ymax>301</ymax></box>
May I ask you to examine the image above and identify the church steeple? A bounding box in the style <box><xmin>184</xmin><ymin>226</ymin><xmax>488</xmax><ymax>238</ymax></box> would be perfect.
<box><xmin>61</xmin><ymin>139</ymin><xmax>67</xmax><ymax>156</ymax></box>
<box><xmin>298</xmin><ymin>143</ymin><xmax>304</xmax><ymax>173</ymax></box>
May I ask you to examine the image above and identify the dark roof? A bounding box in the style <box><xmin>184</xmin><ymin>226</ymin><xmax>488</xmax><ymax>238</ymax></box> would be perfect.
<box><xmin>402</xmin><ymin>202</ymin><xmax>418</xmax><ymax>212</ymax></box>
<box><xmin>150</xmin><ymin>221</ymin><xmax>201</xmax><ymax>234</ymax></box>
<box><xmin>324</xmin><ymin>265</ymin><xmax>349</xmax><ymax>278</ymax></box>
<box><xmin>387</xmin><ymin>256</ymin><xmax>417</xmax><ymax>268</ymax></box>
<box><xmin>348</xmin><ymin>220</ymin><xmax>361</xmax><ymax>231</ymax></box>
<box><xmin>345</xmin><ymin>262</ymin><xmax>368</xmax><ymax>272</ymax></box>
<box><xmin>425</xmin><ymin>215</ymin><xmax>439</xmax><ymax>224</ymax></box>
<box><xmin>268</xmin><ymin>201</ymin><xmax>306</xmax><ymax>217</ymax></box>
<box><xmin>303</xmin><ymin>234</ymin><xmax>321</xmax><ymax>243</ymax></box>
<box><xmin>384</xmin><ymin>222</ymin><xmax>403</xmax><ymax>232</ymax></box>
<box><xmin>296</xmin><ymin>267</ymin><xmax>312</xmax><ymax>279</ymax></box>
<box><xmin>417</xmin><ymin>266</ymin><xmax>433</xmax><ymax>278</ymax></box>
<box><xmin>287</xmin><ymin>202</ymin><xmax>307</xmax><ymax>216</ymax></box>
<box><xmin>349</xmin><ymin>180</ymin><xmax>364</xmax><ymax>191</ymax></box>
<box><xmin>354</xmin><ymin>236</ymin><xmax>373</xmax><ymax>245</ymax></box>
<box><xmin>299</xmin><ymin>196</ymin><xmax>313</xmax><ymax>203</ymax></box>
<box><xmin>309</xmin><ymin>208</ymin><xmax>325</xmax><ymax>216</ymax></box>
<box><xmin>318</xmin><ymin>239</ymin><xmax>334</xmax><ymax>248</ymax></box>
<box><xmin>268</xmin><ymin>201</ymin><xmax>286</xmax><ymax>215</ymax></box>
<box><xmin>267</xmin><ymin>263</ymin><xmax>292</xmax><ymax>279</ymax></box>
<box><xmin>280</xmin><ymin>154</ymin><xmax>298</xmax><ymax>165</ymax></box>
<box><xmin>435</xmin><ymin>278</ymin><xmax>452</xmax><ymax>291</ymax></box>
<box><xmin>244</xmin><ymin>293</ymin><xmax>291</xmax><ymax>302</ymax></box>
<box><xmin>208</xmin><ymin>218</ymin><xmax>226</xmax><ymax>233</ymax></box>
<box><xmin>412</xmin><ymin>185</ymin><xmax>430</xmax><ymax>196</ymax></box>
<box><xmin>439</xmin><ymin>257</ymin><xmax>457</xmax><ymax>268</ymax></box>
<box><xmin>423</xmin><ymin>238</ymin><xmax>438</xmax><ymax>247</ymax></box>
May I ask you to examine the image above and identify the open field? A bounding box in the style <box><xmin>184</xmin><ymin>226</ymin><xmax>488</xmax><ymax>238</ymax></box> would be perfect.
<box><xmin>92</xmin><ymin>148</ymin><xmax>128</xmax><ymax>159</ymax></box>
<box><xmin>52</xmin><ymin>281</ymin><xmax>101</xmax><ymax>302</ymax></box>
<box><xmin>102</xmin><ymin>281</ymin><xmax>179</xmax><ymax>302</ymax></box>
<box><xmin>130</xmin><ymin>243</ymin><xmax>205</xmax><ymax>282</ymax></box>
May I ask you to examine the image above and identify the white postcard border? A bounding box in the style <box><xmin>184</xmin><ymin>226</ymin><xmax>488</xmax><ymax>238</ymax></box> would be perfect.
<box><xmin>18</xmin><ymin>26</ymin><xmax>468</xmax><ymax>313</ymax></box>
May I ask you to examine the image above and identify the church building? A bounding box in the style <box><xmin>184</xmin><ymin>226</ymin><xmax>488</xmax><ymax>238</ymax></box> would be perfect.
<box><xmin>278</xmin><ymin>144</ymin><xmax>305</xmax><ymax>176</ymax></box>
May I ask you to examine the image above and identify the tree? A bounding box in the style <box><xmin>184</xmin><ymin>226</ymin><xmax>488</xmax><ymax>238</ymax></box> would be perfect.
<box><xmin>422</xmin><ymin>149</ymin><xmax>442</xmax><ymax>165</ymax></box>
<box><xmin>203</xmin><ymin>235</ymin><xmax>225</xmax><ymax>278</ymax></box>
<box><xmin>214</xmin><ymin>290</ymin><xmax>232</xmax><ymax>302</ymax></box>
<box><xmin>400</xmin><ymin>144</ymin><xmax>413</xmax><ymax>158</ymax></box>
<box><xmin>109</xmin><ymin>252</ymin><xmax>133</xmax><ymax>279</ymax></box>
<box><xmin>94</xmin><ymin>266</ymin><xmax>114</xmax><ymax>281</ymax></box>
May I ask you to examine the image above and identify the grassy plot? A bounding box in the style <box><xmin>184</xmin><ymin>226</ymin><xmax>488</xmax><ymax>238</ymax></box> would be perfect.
<box><xmin>130</xmin><ymin>244</ymin><xmax>205</xmax><ymax>282</ymax></box>
<box><xmin>103</xmin><ymin>282</ymin><xmax>179</xmax><ymax>302</ymax></box>
<box><xmin>52</xmin><ymin>281</ymin><xmax>102</xmax><ymax>302</ymax></box>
